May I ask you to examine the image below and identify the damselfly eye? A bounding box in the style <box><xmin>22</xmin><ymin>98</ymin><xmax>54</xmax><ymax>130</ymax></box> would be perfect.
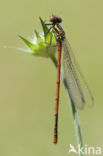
<box><xmin>50</xmin><ymin>16</ymin><xmax>56</xmax><ymax>22</ymax></box>
<box><xmin>50</xmin><ymin>15</ymin><xmax>62</xmax><ymax>23</ymax></box>
<box><xmin>56</xmin><ymin>17</ymin><xmax>62</xmax><ymax>23</ymax></box>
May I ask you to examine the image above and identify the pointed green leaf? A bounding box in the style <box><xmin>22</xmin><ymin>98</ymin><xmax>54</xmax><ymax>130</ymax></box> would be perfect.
<box><xmin>4</xmin><ymin>46</ymin><xmax>35</xmax><ymax>55</ymax></box>
<box><xmin>34</xmin><ymin>30</ymin><xmax>44</xmax><ymax>44</ymax></box>
<box><xmin>18</xmin><ymin>35</ymin><xmax>37</xmax><ymax>50</ymax></box>
<box><xmin>39</xmin><ymin>17</ymin><xmax>52</xmax><ymax>44</ymax></box>
<box><xmin>39</xmin><ymin>17</ymin><xmax>48</xmax><ymax>34</ymax></box>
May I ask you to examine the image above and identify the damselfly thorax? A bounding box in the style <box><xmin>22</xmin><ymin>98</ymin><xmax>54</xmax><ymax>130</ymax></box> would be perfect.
<box><xmin>53</xmin><ymin>24</ymin><xmax>65</xmax><ymax>42</ymax></box>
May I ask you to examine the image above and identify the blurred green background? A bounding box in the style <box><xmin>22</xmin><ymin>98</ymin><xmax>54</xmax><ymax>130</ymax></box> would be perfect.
<box><xmin>0</xmin><ymin>0</ymin><xmax>103</xmax><ymax>155</ymax></box>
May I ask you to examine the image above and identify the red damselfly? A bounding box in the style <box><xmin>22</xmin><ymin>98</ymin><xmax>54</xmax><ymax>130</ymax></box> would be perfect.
<box><xmin>45</xmin><ymin>15</ymin><xmax>94</xmax><ymax>144</ymax></box>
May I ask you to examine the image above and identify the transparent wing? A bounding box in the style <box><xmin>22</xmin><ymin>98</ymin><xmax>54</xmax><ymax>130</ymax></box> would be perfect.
<box><xmin>63</xmin><ymin>38</ymin><xmax>94</xmax><ymax>109</ymax></box>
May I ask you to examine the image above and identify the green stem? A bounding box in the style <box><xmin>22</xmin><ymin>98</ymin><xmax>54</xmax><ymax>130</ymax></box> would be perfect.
<box><xmin>51</xmin><ymin>55</ymin><xmax>84</xmax><ymax>156</ymax></box>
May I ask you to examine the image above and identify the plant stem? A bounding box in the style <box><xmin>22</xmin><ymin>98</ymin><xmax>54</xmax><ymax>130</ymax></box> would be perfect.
<box><xmin>51</xmin><ymin>55</ymin><xmax>84</xmax><ymax>156</ymax></box>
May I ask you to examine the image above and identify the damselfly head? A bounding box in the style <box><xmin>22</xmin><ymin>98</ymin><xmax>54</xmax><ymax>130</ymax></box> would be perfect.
<box><xmin>50</xmin><ymin>15</ymin><xmax>62</xmax><ymax>24</ymax></box>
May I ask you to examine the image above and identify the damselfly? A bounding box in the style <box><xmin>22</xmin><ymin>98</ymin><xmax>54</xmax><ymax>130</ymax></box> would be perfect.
<box><xmin>45</xmin><ymin>15</ymin><xmax>94</xmax><ymax>144</ymax></box>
